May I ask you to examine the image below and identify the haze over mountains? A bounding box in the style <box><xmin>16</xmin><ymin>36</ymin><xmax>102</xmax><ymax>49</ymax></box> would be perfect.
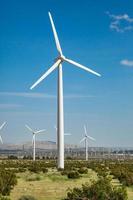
<box><xmin>0</xmin><ymin>141</ymin><xmax>77</xmax><ymax>150</ymax></box>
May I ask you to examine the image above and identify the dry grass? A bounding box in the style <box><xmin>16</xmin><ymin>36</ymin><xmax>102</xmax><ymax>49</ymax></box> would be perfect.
<box><xmin>127</xmin><ymin>186</ymin><xmax>133</xmax><ymax>200</ymax></box>
<box><xmin>10</xmin><ymin>169</ymin><xmax>97</xmax><ymax>200</ymax></box>
<box><xmin>9</xmin><ymin>169</ymin><xmax>133</xmax><ymax>200</ymax></box>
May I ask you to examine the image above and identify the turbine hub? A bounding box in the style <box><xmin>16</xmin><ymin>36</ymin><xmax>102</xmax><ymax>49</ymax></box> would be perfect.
<box><xmin>55</xmin><ymin>55</ymin><xmax>65</xmax><ymax>62</ymax></box>
<box><xmin>60</xmin><ymin>55</ymin><xmax>66</xmax><ymax>61</ymax></box>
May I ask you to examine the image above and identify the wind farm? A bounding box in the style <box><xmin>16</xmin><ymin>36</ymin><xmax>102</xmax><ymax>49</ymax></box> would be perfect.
<box><xmin>0</xmin><ymin>1</ymin><xmax>133</xmax><ymax>200</ymax></box>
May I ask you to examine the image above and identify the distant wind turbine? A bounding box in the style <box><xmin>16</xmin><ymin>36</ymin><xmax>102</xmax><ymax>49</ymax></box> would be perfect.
<box><xmin>0</xmin><ymin>122</ymin><xmax>6</xmax><ymax>144</ymax></box>
<box><xmin>80</xmin><ymin>125</ymin><xmax>95</xmax><ymax>161</ymax></box>
<box><xmin>30</xmin><ymin>12</ymin><xmax>101</xmax><ymax>169</ymax></box>
<box><xmin>54</xmin><ymin>125</ymin><xmax>71</xmax><ymax>136</ymax></box>
<box><xmin>25</xmin><ymin>125</ymin><xmax>46</xmax><ymax>161</ymax></box>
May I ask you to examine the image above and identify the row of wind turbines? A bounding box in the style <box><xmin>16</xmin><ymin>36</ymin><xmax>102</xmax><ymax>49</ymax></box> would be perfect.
<box><xmin>29</xmin><ymin>12</ymin><xmax>101</xmax><ymax>169</ymax></box>
<box><xmin>0</xmin><ymin>122</ymin><xmax>95</xmax><ymax>162</ymax></box>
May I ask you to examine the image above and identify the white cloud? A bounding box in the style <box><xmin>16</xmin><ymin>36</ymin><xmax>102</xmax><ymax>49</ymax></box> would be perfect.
<box><xmin>65</xmin><ymin>94</ymin><xmax>94</xmax><ymax>99</ymax></box>
<box><xmin>0</xmin><ymin>92</ymin><xmax>56</xmax><ymax>99</ymax></box>
<box><xmin>0</xmin><ymin>92</ymin><xmax>94</xmax><ymax>99</ymax></box>
<box><xmin>120</xmin><ymin>59</ymin><xmax>133</xmax><ymax>67</ymax></box>
<box><xmin>106</xmin><ymin>11</ymin><xmax>133</xmax><ymax>32</ymax></box>
<box><xmin>0</xmin><ymin>104</ymin><xmax>22</xmax><ymax>109</ymax></box>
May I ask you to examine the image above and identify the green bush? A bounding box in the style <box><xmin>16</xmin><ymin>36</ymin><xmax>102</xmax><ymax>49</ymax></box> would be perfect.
<box><xmin>64</xmin><ymin>176</ymin><xmax>128</xmax><ymax>200</ymax></box>
<box><xmin>0</xmin><ymin>169</ymin><xmax>17</xmax><ymax>195</ymax></box>
<box><xmin>28</xmin><ymin>163</ymin><xmax>41</xmax><ymax>173</ymax></box>
<box><xmin>61</xmin><ymin>170</ymin><xmax>69</xmax><ymax>176</ymax></box>
<box><xmin>18</xmin><ymin>167</ymin><xmax>27</xmax><ymax>173</ymax></box>
<box><xmin>78</xmin><ymin>167</ymin><xmax>88</xmax><ymax>174</ymax></box>
<box><xmin>67</xmin><ymin>171</ymin><xmax>80</xmax><ymax>179</ymax></box>
<box><xmin>41</xmin><ymin>167</ymin><xmax>48</xmax><ymax>173</ymax></box>
<box><xmin>0</xmin><ymin>195</ymin><xmax>11</xmax><ymax>200</ymax></box>
<box><xmin>18</xmin><ymin>195</ymin><xmax>37</xmax><ymax>200</ymax></box>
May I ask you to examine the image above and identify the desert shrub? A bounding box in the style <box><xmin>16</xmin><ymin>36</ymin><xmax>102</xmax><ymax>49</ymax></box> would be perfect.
<box><xmin>0</xmin><ymin>195</ymin><xmax>11</xmax><ymax>200</ymax></box>
<box><xmin>18</xmin><ymin>195</ymin><xmax>37</xmax><ymax>200</ymax></box>
<box><xmin>64</xmin><ymin>176</ymin><xmax>128</xmax><ymax>200</ymax></box>
<box><xmin>8</xmin><ymin>155</ymin><xmax>18</xmax><ymax>160</ymax></box>
<box><xmin>41</xmin><ymin>167</ymin><xmax>48</xmax><ymax>173</ymax></box>
<box><xmin>78</xmin><ymin>167</ymin><xmax>88</xmax><ymax>174</ymax></box>
<box><xmin>0</xmin><ymin>169</ymin><xmax>17</xmax><ymax>195</ymax></box>
<box><xmin>118</xmin><ymin>171</ymin><xmax>133</xmax><ymax>186</ymax></box>
<box><xmin>110</xmin><ymin>165</ymin><xmax>133</xmax><ymax>186</ymax></box>
<box><xmin>67</xmin><ymin>171</ymin><xmax>80</xmax><ymax>179</ymax></box>
<box><xmin>28</xmin><ymin>163</ymin><xmax>41</xmax><ymax>173</ymax></box>
<box><xmin>18</xmin><ymin>167</ymin><xmax>27</xmax><ymax>173</ymax></box>
<box><xmin>66</xmin><ymin>156</ymin><xmax>72</xmax><ymax>160</ymax></box>
<box><xmin>61</xmin><ymin>170</ymin><xmax>69</xmax><ymax>176</ymax></box>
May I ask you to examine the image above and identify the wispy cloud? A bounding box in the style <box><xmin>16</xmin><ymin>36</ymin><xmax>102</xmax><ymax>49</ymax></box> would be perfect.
<box><xmin>64</xmin><ymin>94</ymin><xmax>94</xmax><ymax>99</ymax></box>
<box><xmin>0</xmin><ymin>92</ymin><xmax>94</xmax><ymax>99</ymax></box>
<box><xmin>120</xmin><ymin>59</ymin><xmax>133</xmax><ymax>67</ymax></box>
<box><xmin>0</xmin><ymin>104</ymin><xmax>22</xmax><ymax>109</ymax></box>
<box><xmin>0</xmin><ymin>92</ymin><xmax>56</xmax><ymax>99</ymax></box>
<box><xmin>106</xmin><ymin>11</ymin><xmax>133</xmax><ymax>32</ymax></box>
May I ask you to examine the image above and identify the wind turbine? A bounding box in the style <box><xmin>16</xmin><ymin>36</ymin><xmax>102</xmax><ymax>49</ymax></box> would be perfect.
<box><xmin>80</xmin><ymin>125</ymin><xmax>95</xmax><ymax>161</ymax></box>
<box><xmin>0</xmin><ymin>122</ymin><xmax>6</xmax><ymax>144</ymax></box>
<box><xmin>54</xmin><ymin>125</ymin><xmax>71</xmax><ymax>136</ymax></box>
<box><xmin>30</xmin><ymin>12</ymin><xmax>101</xmax><ymax>169</ymax></box>
<box><xmin>25</xmin><ymin>125</ymin><xmax>46</xmax><ymax>161</ymax></box>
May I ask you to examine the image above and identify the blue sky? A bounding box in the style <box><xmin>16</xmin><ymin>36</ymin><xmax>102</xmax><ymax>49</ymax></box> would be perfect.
<box><xmin>0</xmin><ymin>0</ymin><xmax>133</xmax><ymax>147</ymax></box>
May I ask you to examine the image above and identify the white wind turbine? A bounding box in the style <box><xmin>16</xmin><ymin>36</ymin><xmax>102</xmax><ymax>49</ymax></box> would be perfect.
<box><xmin>0</xmin><ymin>122</ymin><xmax>6</xmax><ymax>144</ymax></box>
<box><xmin>54</xmin><ymin>125</ymin><xmax>71</xmax><ymax>136</ymax></box>
<box><xmin>80</xmin><ymin>125</ymin><xmax>95</xmax><ymax>161</ymax></box>
<box><xmin>25</xmin><ymin>125</ymin><xmax>46</xmax><ymax>161</ymax></box>
<box><xmin>30</xmin><ymin>12</ymin><xmax>101</xmax><ymax>169</ymax></box>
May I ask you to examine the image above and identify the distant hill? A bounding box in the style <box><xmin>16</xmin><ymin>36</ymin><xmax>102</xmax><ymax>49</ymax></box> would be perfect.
<box><xmin>0</xmin><ymin>141</ymin><xmax>56</xmax><ymax>150</ymax></box>
<box><xmin>0</xmin><ymin>141</ymin><xmax>77</xmax><ymax>150</ymax></box>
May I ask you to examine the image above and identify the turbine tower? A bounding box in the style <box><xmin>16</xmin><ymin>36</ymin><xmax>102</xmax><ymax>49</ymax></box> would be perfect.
<box><xmin>30</xmin><ymin>12</ymin><xmax>101</xmax><ymax>169</ymax></box>
<box><xmin>0</xmin><ymin>122</ymin><xmax>6</xmax><ymax>144</ymax></box>
<box><xmin>80</xmin><ymin>125</ymin><xmax>95</xmax><ymax>161</ymax></box>
<box><xmin>25</xmin><ymin>125</ymin><xmax>46</xmax><ymax>161</ymax></box>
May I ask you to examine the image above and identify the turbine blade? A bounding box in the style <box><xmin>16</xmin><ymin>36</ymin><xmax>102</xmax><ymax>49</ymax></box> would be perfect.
<box><xmin>0</xmin><ymin>122</ymin><xmax>6</xmax><ymax>130</ymax></box>
<box><xmin>25</xmin><ymin>125</ymin><xmax>34</xmax><ymax>133</ymax></box>
<box><xmin>48</xmin><ymin>12</ymin><xmax>63</xmax><ymax>55</ymax></box>
<box><xmin>35</xmin><ymin>129</ymin><xmax>46</xmax><ymax>134</ymax></box>
<box><xmin>80</xmin><ymin>137</ymin><xmax>86</xmax><ymax>143</ymax></box>
<box><xmin>87</xmin><ymin>135</ymin><xmax>95</xmax><ymax>141</ymax></box>
<box><xmin>84</xmin><ymin>125</ymin><xmax>87</xmax><ymax>136</ymax></box>
<box><xmin>64</xmin><ymin>58</ymin><xmax>101</xmax><ymax>77</ymax></box>
<box><xmin>0</xmin><ymin>135</ymin><xmax>3</xmax><ymax>144</ymax></box>
<box><xmin>30</xmin><ymin>59</ymin><xmax>61</xmax><ymax>90</ymax></box>
<box><xmin>64</xmin><ymin>133</ymin><xmax>71</xmax><ymax>136</ymax></box>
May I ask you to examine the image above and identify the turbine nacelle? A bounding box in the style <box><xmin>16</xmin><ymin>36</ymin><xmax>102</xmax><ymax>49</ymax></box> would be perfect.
<box><xmin>60</xmin><ymin>55</ymin><xmax>66</xmax><ymax>61</ymax></box>
<box><xmin>54</xmin><ymin>55</ymin><xmax>66</xmax><ymax>63</ymax></box>
<box><xmin>25</xmin><ymin>125</ymin><xmax>46</xmax><ymax>136</ymax></box>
